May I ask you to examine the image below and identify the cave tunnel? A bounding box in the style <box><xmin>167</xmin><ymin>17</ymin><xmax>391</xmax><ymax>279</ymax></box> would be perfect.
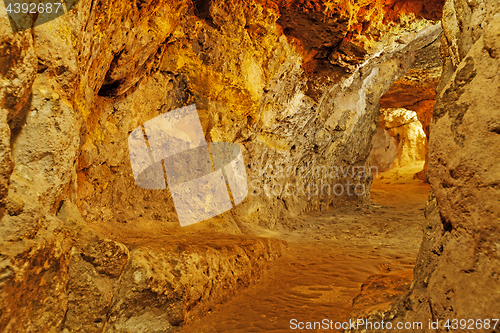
<box><xmin>1</xmin><ymin>0</ymin><xmax>499</xmax><ymax>332</ymax></box>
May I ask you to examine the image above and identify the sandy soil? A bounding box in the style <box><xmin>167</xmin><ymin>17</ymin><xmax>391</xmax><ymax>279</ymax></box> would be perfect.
<box><xmin>176</xmin><ymin>169</ymin><xmax>431</xmax><ymax>332</ymax></box>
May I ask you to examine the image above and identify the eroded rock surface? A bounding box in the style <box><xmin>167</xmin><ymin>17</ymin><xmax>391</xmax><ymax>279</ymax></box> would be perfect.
<box><xmin>379</xmin><ymin>35</ymin><xmax>443</xmax><ymax>181</ymax></box>
<box><xmin>0</xmin><ymin>0</ymin><xmax>463</xmax><ymax>331</ymax></box>
<box><xmin>404</xmin><ymin>0</ymin><xmax>500</xmax><ymax>323</ymax></box>
<box><xmin>348</xmin><ymin>0</ymin><xmax>500</xmax><ymax>331</ymax></box>
<box><xmin>371</xmin><ymin>108</ymin><xmax>427</xmax><ymax>172</ymax></box>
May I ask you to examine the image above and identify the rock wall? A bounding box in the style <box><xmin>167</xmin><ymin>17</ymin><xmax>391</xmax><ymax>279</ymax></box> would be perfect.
<box><xmin>71</xmin><ymin>1</ymin><xmax>444</xmax><ymax>230</ymax></box>
<box><xmin>0</xmin><ymin>199</ymin><xmax>286</xmax><ymax>332</ymax></box>
<box><xmin>238</xmin><ymin>23</ymin><xmax>442</xmax><ymax>226</ymax></box>
<box><xmin>348</xmin><ymin>0</ymin><xmax>500</xmax><ymax>330</ymax></box>
<box><xmin>403</xmin><ymin>0</ymin><xmax>500</xmax><ymax>323</ymax></box>
<box><xmin>371</xmin><ymin>108</ymin><xmax>427</xmax><ymax>172</ymax></box>
<box><xmin>0</xmin><ymin>0</ymin><xmax>445</xmax><ymax>331</ymax></box>
<box><xmin>379</xmin><ymin>36</ymin><xmax>443</xmax><ymax>180</ymax></box>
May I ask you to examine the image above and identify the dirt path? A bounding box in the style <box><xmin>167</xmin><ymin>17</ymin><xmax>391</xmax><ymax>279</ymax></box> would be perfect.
<box><xmin>177</xmin><ymin>176</ymin><xmax>431</xmax><ymax>333</ymax></box>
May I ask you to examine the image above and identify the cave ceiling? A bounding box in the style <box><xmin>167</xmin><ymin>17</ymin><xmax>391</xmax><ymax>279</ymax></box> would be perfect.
<box><xmin>231</xmin><ymin>0</ymin><xmax>446</xmax><ymax>97</ymax></box>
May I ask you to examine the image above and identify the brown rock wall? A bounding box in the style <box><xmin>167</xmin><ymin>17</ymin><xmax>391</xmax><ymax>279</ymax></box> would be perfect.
<box><xmin>348</xmin><ymin>1</ymin><xmax>500</xmax><ymax>331</ymax></box>
<box><xmin>0</xmin><ymin>0</ymin><xmax>447</xmax><ymax>331</ymax></box>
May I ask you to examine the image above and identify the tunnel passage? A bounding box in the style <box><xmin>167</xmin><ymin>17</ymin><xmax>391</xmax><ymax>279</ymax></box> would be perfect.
<box><xmin>10</xmin><ymin>0</ymin><xmax>500</xmax><ymax>331</ymax></box>
<box><xmin>371</xmin><ymin>35</ymin><xmax>442</xmax><ymax>182</ymax></box>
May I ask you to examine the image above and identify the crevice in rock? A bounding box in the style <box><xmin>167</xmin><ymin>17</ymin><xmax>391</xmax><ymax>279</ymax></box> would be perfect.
<box><xmin>192</xmin><ymin>0</ymin><xmax>216</xmax><ymax>28</ymax></box>
<box><xmin>98</xmin><ymin>79</ymin><xmax>124</xmax><ymax>97</ymax></box>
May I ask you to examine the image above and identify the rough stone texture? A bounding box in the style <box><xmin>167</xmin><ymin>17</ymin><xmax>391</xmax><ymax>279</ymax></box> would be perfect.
<box><xmin>379</xmin><ymin>36</ymin><xmax>443</xmax><ymax>181</ymax></box>
<box><xmin>0</xmin><ymin>0</ymin><xmax>447</xmax><ymax>331</ymax></box>
<box><xmin>371</xmin><ymin>108</ymin><xmax>426</xmax><ymax>171</ymax></box>
<box><xmin>415</xmin><ymin>0</ymin><xmax>500</xmax><ymax>322</ymax></box>
<box><xmin>348</xmin><ymin>1</ymin><xmax>500</xmax><ymax>331</ymax></box>
<box><xmin>380</xmin><ymin>38</ymin><xmax>443</xmax><ymax>114</ymax></box>
<box><xmin>71</xmin><ymin>0</ymin><xmax>444</xmax><ymax>230</ymax></box>
<box><xmin>277</xmin><ymin>0</ymin><xmax>444</xmax><ymax>58</ymax></box>
<box><xmin>238</xmin><ymin>24</ymin><xmax>442</xmax><ymax>224</ymax></box>
<box><xmin>349</xmin><ymin>269</ymin><xmax>414</xmax><ymax>321</ymax></box>
<box><xmin>0</xmin><ymin>21</ymin><xmax>36</xmax><ymax>222</ymax></box>
<box><xmin>0</xmin><ymin>199</ymin><xmax>286</xmax><ymax>332</ymax></box>
<box><xmin>104</xmin><ymin>236</ymin><xmax>285</xmax><ymax>332</ymax></box>
<box><xmin>371</xmin><ymin>127</ymin><xmax>399</xmax><ymax>171</ymax></box>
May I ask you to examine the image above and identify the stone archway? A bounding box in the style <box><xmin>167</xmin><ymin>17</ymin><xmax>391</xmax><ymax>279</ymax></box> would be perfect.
<box><xmin>371</xmin><ymin>36</ymin><xmax>442</xmax><ymax>182</ymax></box>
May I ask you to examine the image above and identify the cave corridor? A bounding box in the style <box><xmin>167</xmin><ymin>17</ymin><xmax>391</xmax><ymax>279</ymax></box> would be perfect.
<box><xmin>0</xmin><ymin>0</ymin><xmax>499</xmax><ymax>332</ymax></box>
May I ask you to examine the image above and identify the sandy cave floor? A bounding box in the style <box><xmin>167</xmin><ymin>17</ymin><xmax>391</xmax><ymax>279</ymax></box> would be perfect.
<box><xmin>86</xmin><ymin>165</ymin><xmax>430</xmax><ymax>332</ymax></box>
<box><xmin>174</xmin><ymin>167</ymin><xmax>431</xmax><ymax>333</ymax></box>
